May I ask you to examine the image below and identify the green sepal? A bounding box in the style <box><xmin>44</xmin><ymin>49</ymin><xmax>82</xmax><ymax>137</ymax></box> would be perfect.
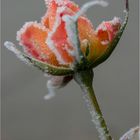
<box><xmin>23</xmin><ymin>54</ymin><xmax>74</xmax><ymax>76</ymax></box>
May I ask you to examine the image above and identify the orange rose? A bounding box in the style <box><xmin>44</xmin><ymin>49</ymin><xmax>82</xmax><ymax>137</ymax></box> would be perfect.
<box><xmin>16</xmin><ymin>0</ymin><xmax>121</xmax><ymax>67</ymax></box>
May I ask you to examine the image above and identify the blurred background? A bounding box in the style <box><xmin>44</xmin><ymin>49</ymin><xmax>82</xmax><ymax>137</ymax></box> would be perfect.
<box><xmin>1</xmin><ymin>0</ymin><xmax>139</xmax><ymax>140</ymax></box>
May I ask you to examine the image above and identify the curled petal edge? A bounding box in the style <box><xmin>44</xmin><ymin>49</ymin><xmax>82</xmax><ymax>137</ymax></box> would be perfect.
<box><xmin>91</xmin><ymin>0</ymin><xmax>129</xmax><ymax>68</ymax></box>
<box><xmin>4</xmin><ymin>42</ymin><xmax>74</xmax><ymax>76</ymax></box>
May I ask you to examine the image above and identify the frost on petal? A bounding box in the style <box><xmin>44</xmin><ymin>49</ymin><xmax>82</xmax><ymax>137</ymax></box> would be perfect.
<box><xmin>46</xmin><ymin>7</ymin><xmax>75</xmax><ymax>65</ymax></box>
<box><xmin>95</xmin><ymin>17</ymin><xmax>121</xmax><ymax>45</ymax></box>
<box><xmin>44</xmin><ymin>75</ymin><xmax>73</xmax><ymax>100</ymax></box>
<box><xmin>42</xmin><ymin>0</ymin><xmax>79</xmax><ymax>30</ymax></box>
<box><xmin>17</xmin><ymin>22</ymin><xmax>59</xmax><ymax>66</ymax></box>
<box><xmin>42</xmin><ymin>0</ymin><xmax>58</xmax><ymax>30</ymax></box>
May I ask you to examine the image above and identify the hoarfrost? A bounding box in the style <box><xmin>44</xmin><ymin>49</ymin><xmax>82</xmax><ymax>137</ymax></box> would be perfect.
<box><xmin>4</xmin><ymin>41</ymin><xmax>31</xmax><ymax>65</ymax></box>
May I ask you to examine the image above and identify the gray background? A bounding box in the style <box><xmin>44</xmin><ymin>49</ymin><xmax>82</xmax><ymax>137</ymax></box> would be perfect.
<box><xmin>1</xmin><ymin>0</ymin><xmax>139</xmax><ymax>140</ymax></box>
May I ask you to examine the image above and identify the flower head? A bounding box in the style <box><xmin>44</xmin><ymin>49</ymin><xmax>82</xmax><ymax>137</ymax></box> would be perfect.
<box><xmin>16</xmin><ymin>0</ymin><xmax>122</xmax><ymax>67</ymax></box>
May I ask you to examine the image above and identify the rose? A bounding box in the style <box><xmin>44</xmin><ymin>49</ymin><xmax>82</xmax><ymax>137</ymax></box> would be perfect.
<box><xmin>17</xmin><ymin>0</ymin><xmax>121</xmax><ymax>66</ymax></box>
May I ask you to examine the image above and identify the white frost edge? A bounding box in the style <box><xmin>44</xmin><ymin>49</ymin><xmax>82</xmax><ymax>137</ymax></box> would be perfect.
<box><xmin>17</xmin><ymin>21</ymin><xmax>48</xmax><ymax>42</ymax></box>
<box><xmin>46</xmin><ymin>7</ymin><xmax>67</xmax><ymax>65</ymax></box>
<box><xmin>4</xmin><ymin>41</ymin><xmax>31</xmax><ymax>65</ymax></box>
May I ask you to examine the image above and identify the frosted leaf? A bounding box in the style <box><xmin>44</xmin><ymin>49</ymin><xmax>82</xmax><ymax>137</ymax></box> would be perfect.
<box><xmin>120</xmin><ymin>126</ymin><xmax>140</xmax><ymax>140</ymax></box>
<box><xmin>4</xmin><ymin>41</ymin><xmax>31</xmax><ymax>65</ymax></box>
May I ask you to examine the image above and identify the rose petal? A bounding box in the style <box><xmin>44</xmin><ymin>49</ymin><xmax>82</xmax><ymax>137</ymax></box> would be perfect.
<box><xmin>42</xmin><ymin>0</ymin><xmax>79</xmax><ymax>30</ymax></box>
<box><xmin>78</xmin><ymin>17</ymin><xmax>108</xmax><ymax>61</ymax></box>
<box><xmin>17</xmin><ymin>22</ymin><xmax>59</xmax><ymax>65</ymax></box>
<box><xmin>96</xmin><ymin>17</ymin><xmax>121</xmax><ymax>45</ymax></box>
<box><xmin>46</xmin><ymin>7</ymin><xmax>75</xmax><ymax>64</ymax></box>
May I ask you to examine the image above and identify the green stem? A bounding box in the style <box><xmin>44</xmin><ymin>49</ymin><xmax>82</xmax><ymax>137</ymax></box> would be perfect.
<box><xmin>74</xmin><ymin>70</ymin><xmax>112</xmax><ymax>140</ymax></box>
